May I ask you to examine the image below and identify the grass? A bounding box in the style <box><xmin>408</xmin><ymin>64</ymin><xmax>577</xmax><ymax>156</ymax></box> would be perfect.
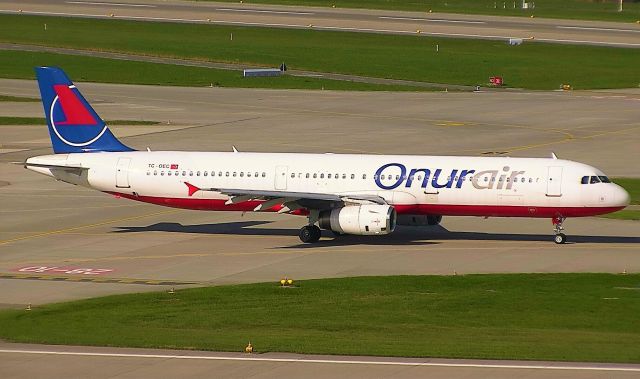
<box><xmin>0</xmin><ymin>50</ymin><xmax>430</xmax><ymax>91</ymax></box>
<box><xmin>0</xmin><ymin>116</ymin><xmax>160</xmax><ymax>126</ymax></box>
<box><xmin>0</xmin><ymin>95</ymin><xmax>39</xmax><ymax>102</ymax></box>
<box><xmin>602</xmin><ymin>210</ymin><xmax>640</xmax><ymax>220</ymax></box>
<box><xmin>1</xmin><ymin>274</ymin><xmax>640</xmax><ymax>363</ymax></box>
<box><xmin>195</xmin><ymin>0</ymin><xmax>640</xmax><ymax>22</ymax></box>
<box><xmin>1</xmin><ymin>15</ymin><xmax>639</xmax><ymax>90</ymax></box>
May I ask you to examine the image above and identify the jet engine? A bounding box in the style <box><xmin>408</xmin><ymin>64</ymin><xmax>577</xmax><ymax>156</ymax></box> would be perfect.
<box><xmin>318</xmin><ymin>204</ymin><xmax>397</xmax><ymax>235</ymax></box>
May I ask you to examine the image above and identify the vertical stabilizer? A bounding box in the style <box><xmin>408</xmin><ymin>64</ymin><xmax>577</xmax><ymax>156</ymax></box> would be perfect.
<box><xmin>35</xmin><ymin>66</ymin><xmax>133</xmax><ymax>153</ymax></box>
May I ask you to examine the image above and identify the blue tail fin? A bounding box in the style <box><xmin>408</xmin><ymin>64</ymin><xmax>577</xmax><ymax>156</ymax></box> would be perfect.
<box><xmin>35</xmin><ymin>66</ymin><xmax>133</xmax><ymax>153</ymax></box>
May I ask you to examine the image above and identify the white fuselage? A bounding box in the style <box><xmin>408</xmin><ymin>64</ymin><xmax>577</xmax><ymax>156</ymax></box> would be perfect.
<box><xmin>26</xmin><ymin>151</ymin><xmax>629</xmax><ymax>218</ymax></box>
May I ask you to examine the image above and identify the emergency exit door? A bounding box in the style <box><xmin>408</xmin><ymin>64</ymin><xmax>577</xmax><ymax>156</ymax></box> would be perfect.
<box><xmin>275</xmin><ymin>165</ymin><xmax>288</xmax><ymax>190</ymax></box>
<box><xmin>546</xmin><ymin>166</ymin><xmax>563</xmax><ymax>197</ymax></box>
<box><xmin>116</xmin><ymin>157</ymin><xmax>131</xmax><ymax>188</ymax></box>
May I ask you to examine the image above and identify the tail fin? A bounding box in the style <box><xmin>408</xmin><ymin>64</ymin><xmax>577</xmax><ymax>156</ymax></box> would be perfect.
<box><xmin>35</xmin><ymin>66</ymin><xmax>133</xmax><ymax>153</ymax></box>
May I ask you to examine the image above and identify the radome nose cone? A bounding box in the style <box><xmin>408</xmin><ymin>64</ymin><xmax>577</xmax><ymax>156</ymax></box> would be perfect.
<box><xmin>615</xmin><ymin>184</ymin><xmax>630</xmax><ymax>207</ymax></box>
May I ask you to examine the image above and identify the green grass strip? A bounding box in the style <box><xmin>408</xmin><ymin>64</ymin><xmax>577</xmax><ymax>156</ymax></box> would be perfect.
<box><xmin>1</xmin><ymin>14</ymin><xmax>639</xmax><ymax>90</ymax></box>
<box><xmin>194</xmin><ymin>0</ymin><xmax>640</xmax><ymax>22</ymax></box>
<box><xmin>1</xmin><ymin>274</ymin><xmax>640</xmax><ymax>362</ymax></box>
<box><xmin>602</xmin><ymin>210</ymin><xmax>640</xmax><ymax>221</ymax></box>
<box><xmin>0</xmin><ymin>50</ymin><xmax>430</xmax><ymax>91</ymax></box>
<box><xmin>0</xmin><ymin>116</ymin><xmax>160</xmax><ymax>126</ymax></box>
<box><xmin>0</xmin><ymin>95</ymin><xmax>39</xmax><ymax>102</ymax></box>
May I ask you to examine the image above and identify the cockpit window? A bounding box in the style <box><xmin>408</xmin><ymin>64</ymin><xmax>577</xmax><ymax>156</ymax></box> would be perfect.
<box><xmin>580</xmin><ymin>176</ymin><xmax>589</xmax><ymax>184</ymax></box>
<box><xmin>590</xmin><ymin>176</ymin><xmax>601</xmax><ymax>184</ymax></box>
<box><xmin>598</xmin><ymin>176</ymin><xmax>611</xmax><ymax>183</ymax></box>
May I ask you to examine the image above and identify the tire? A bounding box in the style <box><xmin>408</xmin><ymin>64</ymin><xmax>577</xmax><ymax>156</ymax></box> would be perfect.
<box><xmin>310</xmin><ymin>225</ymin><xmax>322</xmax><ymax>243</ymax></box>
<box><xmin>554</xmin><ymin>233</ymin><xmax>567</xmax><ymax>244</ymax></box>
<box><xmin>300</xmin><ymin>225</ymin><xmax>321</xmax><ymax>243</ymax></box>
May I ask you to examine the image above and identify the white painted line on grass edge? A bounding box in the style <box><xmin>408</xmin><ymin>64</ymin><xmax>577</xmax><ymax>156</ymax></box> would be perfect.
<box><xmin>557</xmin><ymin>25</ymin><xmax>640</xmax><ymax>33</ymax></box>
<box><xmin>215</xmin><ymin>8</ymin><xmax>314</xmax><ymax>16</ymax></box>
<box><xmin>0</xmin><ymin>349</ymin><xmax>639</xmax><ymax>372</ymax></box>
<box><xmin>379</xmin><ymin>16</ymin><xmax>486</xmax><ymax>25</ymax></box>
<box><xmin>65</xmin><ymin>1</ymin><xmax>156</xmax><ymax>7</ymax></box>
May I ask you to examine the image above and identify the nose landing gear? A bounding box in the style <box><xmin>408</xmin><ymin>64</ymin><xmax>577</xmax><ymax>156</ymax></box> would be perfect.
<box><xmin>552</xmin><ymin>216</ymin><xmax>567</xmax><ymax>244</ymax></box>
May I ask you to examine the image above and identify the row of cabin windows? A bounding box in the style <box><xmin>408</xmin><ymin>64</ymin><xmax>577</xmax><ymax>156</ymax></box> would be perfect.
<box><xmin>373</xmin><ymin>175</ymin><xmax>539</xmax><ymax>183</ymax></box>
<box><xmin>147</xmin><ymin>170</ymin><xmax>540</xmax><ymax>184</ymax></box>
<box><xmin>148</xmin><ymin>170</ymin><xmax>267</xmax><ymax>178</ymax></box>
<box><xmin>581</xmin><ymin>175</ymin><xmax>611</xmax><ymax>184</ymax></box>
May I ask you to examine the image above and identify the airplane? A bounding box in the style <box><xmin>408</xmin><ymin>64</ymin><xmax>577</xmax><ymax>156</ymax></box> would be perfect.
<box><xmin>24</xmin><ymin>67</ymin><xmax>630</xmax><ymax>244</ymax></box>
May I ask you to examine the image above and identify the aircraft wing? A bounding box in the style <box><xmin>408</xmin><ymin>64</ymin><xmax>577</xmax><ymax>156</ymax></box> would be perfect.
<box><xmin>184</xmin><ymin>182</ymin><xmax>387</xmax><ymax>212</ymax></box>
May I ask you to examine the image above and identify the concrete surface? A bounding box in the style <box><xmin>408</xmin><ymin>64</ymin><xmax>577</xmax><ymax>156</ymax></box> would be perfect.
<box><xmin>1</xmin><ymin>79</ymin><xmax>640</xmax><ymax>379</ymax></box>
<box><xmin>0</xmin><ymin>79</ymin><xmax>638</xmax><ymax>308</ymax></box>
<box><xmin>0</xmin><ymin>0</ymin><xmax>639</xmax><ymax>47</ymax></box>
<box><xmin>2</xmin><ymin>343</ymin><xmax>640</xmax><ymax>379</ymax></box>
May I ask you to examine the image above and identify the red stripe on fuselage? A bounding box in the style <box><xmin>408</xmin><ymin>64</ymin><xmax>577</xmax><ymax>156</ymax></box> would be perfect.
<box><xmin>53</xmin><ymin>85</ymin><xmax>96</xmax><ymax>125</ymax></box>
<box><xmin>108</xmin><ymin>192</ymin><xmax>624</xmax><ymax>218</ymax></box>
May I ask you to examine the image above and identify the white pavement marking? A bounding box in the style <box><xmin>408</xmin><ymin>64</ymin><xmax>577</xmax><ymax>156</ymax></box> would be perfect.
<box><xmin>1</xmin><ymin>10</ymin><xmax>640</xmax><ymax>47</ymax></box>
<box><xmin>557</xmin><ymin>26</ymin><xmax>640</xmax><ymax>33</ymax></box>
<box><xmin>534</xmin><ymin>37</ymin><xmax>640</xmax><ymax>47</ymax></box>
<box><xmin>0</xmin><ymin>349</ymin><xmax>639</xmax><ymax>372</ymax></box>
<box><xmin>379</xmin><ymin>16</ymin><xmax>486</xmax><ymax>24</ymax></box>
<box><xmin>215</xmin><ymin>8</ymin><xmax>314</xmax><ymax>16</ymax></box>
<box><xmin>65</xmin><ymin>1</ymin><xmax>156</xmax><ymax>7</ymax></box>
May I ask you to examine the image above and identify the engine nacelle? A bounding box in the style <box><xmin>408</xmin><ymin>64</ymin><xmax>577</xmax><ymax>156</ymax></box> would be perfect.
<box><xmin>319</xmin><ymin>204</ymin><xmax>397</xmax><ymax>235</ymax></box>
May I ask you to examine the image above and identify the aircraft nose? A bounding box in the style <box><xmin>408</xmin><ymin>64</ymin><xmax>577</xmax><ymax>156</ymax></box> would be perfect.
<box><xmin>611</xmin><ymin>184</ymin><xmax>630</xmax><ymax>208</ymax></box>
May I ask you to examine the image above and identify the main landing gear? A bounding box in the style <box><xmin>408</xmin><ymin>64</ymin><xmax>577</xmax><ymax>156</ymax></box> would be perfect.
<box><xmin>552</xmin><ymin>216</ymin><xmax>567</xmax><ymax>244</ymax></box>
<box><xmin>299</xmin><ymin>224</ymin><xmax>321</xmax><ymax>243</ymax></box>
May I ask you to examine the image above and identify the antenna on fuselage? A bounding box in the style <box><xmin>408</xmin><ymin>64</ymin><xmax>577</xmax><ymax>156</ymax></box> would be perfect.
<box><xmin>232</xmin><ymin>146</ymin><xmax>239</xmax><ymax>153</ymax></box>
<box><xmin>550</xmin><ymin>152</ymin><xmax>558</xmax><ymax>159</ymax></box>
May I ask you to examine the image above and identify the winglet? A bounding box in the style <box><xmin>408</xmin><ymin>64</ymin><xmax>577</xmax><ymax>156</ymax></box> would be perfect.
<box><xmin>184</xmin><ymin>182</ymin><xmax>200</xmax><ymax>197</ymax></box>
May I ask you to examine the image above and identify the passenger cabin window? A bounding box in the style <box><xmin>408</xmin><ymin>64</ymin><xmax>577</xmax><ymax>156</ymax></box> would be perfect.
<box><xmin>362</xmin><ymin>174</ymin><xmax>367</xmax><ymax>180</ymax></box>
<box><xmin>204</xmin><ymin>171</ymin><xmax>208</xmax><ymax>176</ymax></box>
<box><xmin>262</xmin><ymin>172</ymin><xmax>266</xmax><ymax>177</ymax></box>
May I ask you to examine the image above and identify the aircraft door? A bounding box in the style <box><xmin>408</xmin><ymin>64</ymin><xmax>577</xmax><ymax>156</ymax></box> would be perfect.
<box><xmin>275</xmin><ymin>165</ymin><xmax>288</xmax><ymax>190</ymax></box>
<box><xmin>546</xmin><ymin>166</ymin><xmax>563</xmax><ymax>197</ymax></box>
<box><xmin>116</xmin><ymin>157</ymin><xmax>131</xmax><ymax>188</ymax></box>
